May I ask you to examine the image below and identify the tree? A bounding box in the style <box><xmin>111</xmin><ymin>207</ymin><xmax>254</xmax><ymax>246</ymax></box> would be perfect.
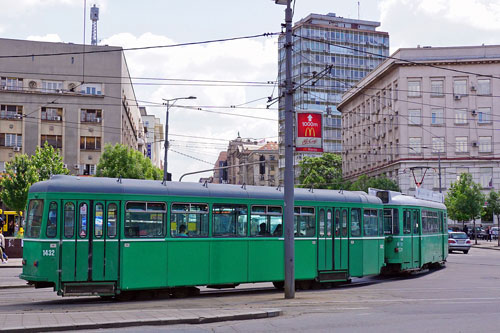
<box><xmin>298</xmin><ymin>153</ymin><xmax>347</xmax><ymax>189</ymax></box>
<box><xmin>349</xmin><ymin>174</ymin><xmax>400</xmax><ymax>193</ymax></box>
<box><xmin>0</xmin><ymin>154</ymin><xmax>38</xmax><ymax>214</ymax></box>
<box><xmin>31</xmin><ymin>141</ymin><xmax>69</xmax><ymax>181</ymax></box>
<box><xmin>96</xmin><ymin>144</ymin><xmax>162</xmax><ymax>180</ymax></box>
<box><xmin>445</xmin><ymin>173</ymin><xmax>484</xmax><ymax>228</ymax></box>
<box><xmin>482</xmin><ymin>190</ymin><xmax>500</xmax><ymax>224</ymax></box>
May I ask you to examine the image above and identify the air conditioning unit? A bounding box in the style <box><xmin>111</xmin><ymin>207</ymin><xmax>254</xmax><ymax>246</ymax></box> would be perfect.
<box><xmin>472</xmin><ymin>141</ymin><xmax>478</xmax><ymax>147</ymax></box>
<box><xmin>471</xmin><ymin>110</ymin><xmax>477</xmax><ymax>116</ymax></box>
<box><xmin>63</xmin><ymin>164</ymin><xmax>68</xmax><ymax>169</ymax></box>
<box><xmin>73</xmin><ymin>164</ymin><xmax>80</xmax><ymax>170</ymax></box>
<box><xmin>56</xmin><ymin>116</ymin><xmax>61</xmax><ymax>121</ymax></box>
<box><xmin>454</xmin><ymin>94</ymin><xmax>461</xmax><ymax>100</ymax></box>
<box><xmin>470</xmin><ymin>85</ymin><xmax>476</xmax><ymax>91</ymax></box>
<box><xmin>28</xmin><ymin>81</ymin><xmax>37</xmax><ymax>89</ymax></box>
<box><xmin>12</xmin><ymin>147</ymin><xmax>21</xmax><ymax>152</ymax></box>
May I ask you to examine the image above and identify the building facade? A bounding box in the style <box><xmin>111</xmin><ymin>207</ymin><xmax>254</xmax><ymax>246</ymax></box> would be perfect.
<box><xmin>277</xmin><ymin>13</ymin><xmax>389</xmax><ymax>181</ymax></box>
<box><xmin>212</xmin><ymin>151</ymin><xmax>228</xmax><ymax>184</ymax></box>
<box><xmin>0</xmin><ymin>37</ymin><xmax>145</xmax><ymax>178</ymax></box>
<box><xmin>140</xmin><ymin>107</ymin><xmax>164</xmax><ymax>169</ymax></box>
<box><xmin>338</xmin><ymin>45</ymin><xmax>500</xmax><ymax>196</ymax></box>
<box><xmin>220</xmin><ymin>137</ymin><xmax>278</xmax><ymax>186</ymax></box>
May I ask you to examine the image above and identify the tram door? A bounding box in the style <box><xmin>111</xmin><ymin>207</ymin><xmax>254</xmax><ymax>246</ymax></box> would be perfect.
<box><xmin>60</xmin><ymin>200</ymin><xmax>90</xmax><ymax>282</ymax></box>
<box><xmin>412</xmin><ymin>210</ymin><xmax>421</xmax><ymax>267</ymax></box>
<box><xmin>90</xmin><ymin>201</ymin><xmax>120</xmax><ymax>281</ymax></box>
<box><xmin>317</xmin><ymin>209</ymin><xmax>333</xmax><ymax>271</ymax></box>
<box><xmin>333</xmin><ymin>208</ymin><xmax>349</xmax><ymax>271</ymax></box>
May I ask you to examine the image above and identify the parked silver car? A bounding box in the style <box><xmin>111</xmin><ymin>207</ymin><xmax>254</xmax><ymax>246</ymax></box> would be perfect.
<box><xmin>448</xmin><ymin>232</ymin><xmax>471</xmax><ymax>254</ymax></box>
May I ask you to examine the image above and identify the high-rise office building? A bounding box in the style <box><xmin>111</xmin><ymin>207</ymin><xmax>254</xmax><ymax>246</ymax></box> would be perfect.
<box><xmin>278</xmin><ymin>13</ymin><xmax>389</xmax><ymax>181</ymax></box>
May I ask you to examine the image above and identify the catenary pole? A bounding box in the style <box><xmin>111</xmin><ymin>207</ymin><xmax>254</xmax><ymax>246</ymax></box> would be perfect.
<box><xmin>283</xmin><ymin>0</ymin><xmax>295</xmax><ymax>299</ymax></box>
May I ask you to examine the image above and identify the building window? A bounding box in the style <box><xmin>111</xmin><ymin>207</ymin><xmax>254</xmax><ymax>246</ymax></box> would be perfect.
<box><xmin>41</xmin><ymin>135</ymin><xmax>62</xmax><ymax>149</ymax></box>
<box><xmin>477</xmin><ymin>79</ymin><xmax>491</xmax><ymax>95</ymax></box>
<box><xmin>80</xmin><ymin>109</ymin><xmax>102</xmax><ymax>123</ymax></box>
<box><xmin>431</xmin><ymin>108</ymin><xmax>444</xmax><ymax>125</ymax></box>
<box><xmin>455</xmin><ymin>109</ymin><xmax>467</xmax><ymax>124</ymax></box>
<box><xmin>1</xmin><ymin>77</ymin><xmax>23</xmax><ymax>91</ymax></box>
<box><xmin>0</xmin><ymin>133</ymin><xmax>22</xmax><ymax>147</ymax></box>
<box><xmin>409</xmin><ymin>137</ymin><xmax>421</xmax><ymax>154</ymax></box>
<box><xmin>80</xmin><ymin>136</ymin><xmax>101</xmax><ymax>150</ymax></box>
<box><xmin>432</xmin><ymin>137</ymin><xmax>445</xmax><ymax>153</ymax></box>
<box><xmin>408</xmin><ymin>80</ymin><xmax>421</xmax><ymax>97</ymax></box>
<box><xmin>0</xmin><ymin>105</ymin><xmax>23</xmax><ymax>120</ymax></box>
<box><xmin>456</xmin><ymin>167</ymin><xmax>469</xmax><ymax>180</ymax></box>
<box><xmin>80</xmin><ymin>83</ymin><xmax>102</xmax><ymax>95</ymax></box>
<box><xmin>478</xmin><ymin>107</ymin><xmax>491</xmax><ymax>123</ymax></box>
<box><xmin>479</xmin><ymin>136</ymin><xmax>492</xmax><ymax>153</ymax></box>
<box><xmin>41</xmin><ymin>107</ymin><xmax>62</xmax><ymax>121</ymax></box>
<box><xmin>480</xmin><ymin>168</ymin><xmax>493</xmax><ymax>188</ymax></box>
<box><xmin>408</xmin><ymin>109</ymin><xmax>421</xmax><ymax>125</ymax></box>
<box><xmin>431</xmin><ymin>80</ymin><xmax>444</xmax><ymax>97</ymax></box>
<box><xmin>42</xmin><ymin>81</ymin><xmax>63</xmax><ymax>93</ymax></box>
<box><xmin>455</xmin><ymin>136</ymin><xmax>468</xmax><ymax>153</ymax></box>
<box><xmin>453</xmin><ymin>79</ymin><xmax>467</xmax><ymax>95</ymax></box>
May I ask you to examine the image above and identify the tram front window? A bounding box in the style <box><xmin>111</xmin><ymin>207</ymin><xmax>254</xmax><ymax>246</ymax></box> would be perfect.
<box><xmin>26</xmin><ymin>199</ymin><xmax>44</xmax><ymax>238</ymax></box>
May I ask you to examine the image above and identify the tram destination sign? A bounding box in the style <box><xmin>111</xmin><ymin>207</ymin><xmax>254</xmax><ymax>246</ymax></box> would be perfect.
<box><xmin>296</xmin><ymin>111</ymin><xmax>323</xmax><ymax>152</ymax></box>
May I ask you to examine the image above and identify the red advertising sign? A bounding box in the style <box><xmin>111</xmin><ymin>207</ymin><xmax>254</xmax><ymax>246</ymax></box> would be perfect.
<box><xmin>296</xmin><ymin>111</ymin><xmax>323</xmax><ymax>152</ymax></box>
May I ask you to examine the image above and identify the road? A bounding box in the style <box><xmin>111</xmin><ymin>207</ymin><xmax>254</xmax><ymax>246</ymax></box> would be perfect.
<box><xmin>2</xmin><ymin>248</ymin><xmax>500</xmax><ymax>332</ymax></box>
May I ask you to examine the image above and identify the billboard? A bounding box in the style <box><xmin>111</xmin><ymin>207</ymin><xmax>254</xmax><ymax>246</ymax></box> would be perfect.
<box><xmin>296</xmin><ymin>111</ymin><xmax>323</xmax><ymax>152</ymax></box>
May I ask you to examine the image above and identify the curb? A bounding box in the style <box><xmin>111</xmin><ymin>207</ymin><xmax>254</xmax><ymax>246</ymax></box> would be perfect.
<box><xmin>0</xmin><ymin>284</ymin><xmax>32</xmax><ymax>289</ymax></box>
<box><xmin>1</xmin><ymin>309</ymin><xmax>281</xmax><ymax>332</ymax></box>
<box><xmin>471</xmin><ymin>245</ymin><xmax>500</xmax><ymax>251</ymax></box>
<box><xmin>0</xmin><ymin>266</ymin><xmax>23</xmax><ymax>269</ymax></box>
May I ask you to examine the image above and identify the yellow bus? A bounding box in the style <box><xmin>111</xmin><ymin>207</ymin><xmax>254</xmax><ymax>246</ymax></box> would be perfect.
<box><xmin>0</xmin><ymin>209</ymin><xmax>22</xmax><ymax>237</ymax></box>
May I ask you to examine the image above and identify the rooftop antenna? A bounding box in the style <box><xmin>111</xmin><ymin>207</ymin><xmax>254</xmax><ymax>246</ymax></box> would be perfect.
<box><xmin>358</xmin><ymin>1</ymin><xmax>360</xmax><ymax>20</ymax></box>
<box><xmin>90</xmin><ymin>4</ymin><xmax>99</xmax><ymax>46</ymax></box>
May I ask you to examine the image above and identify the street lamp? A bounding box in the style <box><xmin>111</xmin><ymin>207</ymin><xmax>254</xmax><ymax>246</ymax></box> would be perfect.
<box><xmin>162</xmin><ymin>96</ymin><xmax>197</xmax><ymax>183</ymax></box>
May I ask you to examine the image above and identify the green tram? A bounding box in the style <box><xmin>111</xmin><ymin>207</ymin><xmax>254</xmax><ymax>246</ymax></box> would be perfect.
<box><xmin>370</xmin><ymin>189</ymin><xmax>448</xmax><ymax>273</ymax></box>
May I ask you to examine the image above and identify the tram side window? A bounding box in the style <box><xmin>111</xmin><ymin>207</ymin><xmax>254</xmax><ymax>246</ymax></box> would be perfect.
<box><xmin>319</xmin><ymin>210</ymin><xmax>325</xmax><ymax>236</ymax></box>
<box><xmin>125</xmin><ymin>202</ymin><xmax>166</xmax><ymax>238</ymax></box>
<box><xmin>250</xmin><ymin>206</ymin><xmax>282</xmax><ymax>237</ymax></box>
<box><xmin>64</xmin><ymin>202</ymin><xmax>75</xmax><ymax>238</ymax></box>
<box><xmin>46</xmin><ymin>201</ymin><xmax>58</xmax><ymax>238</ymax></box>
<box><xmin>351</xmin><ymin>208</ymin><xmax>361</xmax><ymax>237</ymax></box>
<box><xmin>79</xmin><ymin>203</ymin><xmax>88</xmax><ymax>238</ymax></box>
<box><xmin>363</xmin><ymin>209</ymin><xmax>378</xmax><ymax>236</ymax></box>
<box><xmin>439</xmin><ymin>211</ymin><xmax>444</xmax><ymax>233</ymax></box>
<box><xmin>334</xmin><ymin>210</ymin><xmax>340</xmax><ymax>236</ymax></box>
<box><xmin>294</xmin><ymin>207</ymin><xmax>316</xmax><ymax>237</ymax></box>
<box><xmin>327</xmin><ymin>210</ymin><xmax>333</xmax><ymax>236</ymax></box>
<box><xmin>403</xmin><ymin>211</ymin><xmax>412</xmax><ymax>234</ymax></box>
<box><xmin>413</xmin><ymin>211</ymin><xmax>419</xmax><ymax>234</ymax></box>
<box><xmin>107</xmin><ymin>203</ymin><xmax>118</xmax><ymax>238</ymax></box>
<box><xmin>383</xmin><ymin>209</ymin><xmax>399</xmax><ymax>235</ymax></box>
<box><xmin>342</xmin><ymin>210</ymin><xmax>348</xmax><ymax>237</ymax></box>
<box><xmin>422</xmin><ymin>210</ymin><xmax>439</xmax><ymax>234</ymax></box>
<box><xmin>378</xmin><ymin>209</ymin><xmax>384</xmax><ymax>236</ymax></box>
<box><xmin>26</xmin><ymin>199</ymin><xmax>44</xmax><ymax>238</ymax></box>
<box><xmin>171</xmin><ymin>203</ymin><xmax>208</xmax><ymax>237</ymax></box>
<box><xmin>212</xmin><ymin>204</ymin><xmax>247</xmax><ymax>237</ymax></box>
<box><xmin>94</xmin><ymin>203</ymin><xmax>104</xmax><ymax>238</ymax></box>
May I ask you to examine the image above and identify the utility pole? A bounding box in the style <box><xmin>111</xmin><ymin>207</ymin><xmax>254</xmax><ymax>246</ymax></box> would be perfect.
<box><xmin>438</xmin><ymin>151</ymin><xmax>442</xmax><ymax>193</ymax></box>
<box><xmin>274</xmin><ymin>0</ymin><xmax>295</xmax><ymax>299</ymax></box>
<box><xmin>162</xmin><ymin>96</ymin><xmax>196</xmax><ymax>183</ymax></box>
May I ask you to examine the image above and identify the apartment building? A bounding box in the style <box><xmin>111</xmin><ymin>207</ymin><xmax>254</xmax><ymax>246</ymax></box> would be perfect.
<box><xmin>277</xmin><ymin>13</ymin><xmax>389</xmax><ymax>181</ymax></box>
<box><xmin>0</xmin><ymin>38</ymin><xmax>145</xmax><ymax>177</ymax></box>
<box><xmin>140</xmin><ymin>107</ymin><xmax>164</xmax><ymax>169</ymax></box>
<box><xmin>338</xmin><ymin>45</ymin><xmax>500</xmax><ymax>196</ymax></box>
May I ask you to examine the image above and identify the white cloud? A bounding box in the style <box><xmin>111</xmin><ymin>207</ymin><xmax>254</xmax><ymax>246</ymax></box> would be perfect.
<box><xmin>101</xmin><ymin>32</ymin><xmax>279</xmax><ymax>181</ymax></box>
<box><xmin>26</xmin><ymin>33</ymin><xmax>63</xmax><ymax>43</ymax></box>
<box><xmin>0</xmin><ymin>0</ymin><xmax>108</xmax><ymax>17</ymax></box>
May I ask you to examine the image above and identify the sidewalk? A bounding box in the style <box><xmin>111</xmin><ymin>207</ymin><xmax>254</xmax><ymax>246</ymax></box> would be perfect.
<box><xmin>471</xmin><ymin>240</ymin><xmax>500</xmax><ymax>251</ymax></box>
<box><xmin>0</xmin><ymin>258</ymin><xmax>23</xmax><ymax>268</ymax></box>
<box><xmin>0</xmin><ymin>307</ymin><xmax>281</xmax><ymax>332</ymax></box>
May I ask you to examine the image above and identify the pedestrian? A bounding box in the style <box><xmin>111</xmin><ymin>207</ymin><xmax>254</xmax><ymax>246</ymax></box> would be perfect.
<box><xmin>463</xmin><ymin>225</ymin><xmax>468</xmax><ymax>235</ymax></box>
<box><xmin>0</xmin><ymin>229</ymin><xmax>6</xmax><ymax>263</ymax></box>
<box><xmin>488</xmin><ymin>227</ymin><xmax>492</xmax><ymax>242</ymax></box>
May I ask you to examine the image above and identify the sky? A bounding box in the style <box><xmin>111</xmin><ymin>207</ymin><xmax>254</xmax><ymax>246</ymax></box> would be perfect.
<box><xmin>1</xmin><ymin>0</ymin><xmax>500</xmax><ymax>181</ymax></box>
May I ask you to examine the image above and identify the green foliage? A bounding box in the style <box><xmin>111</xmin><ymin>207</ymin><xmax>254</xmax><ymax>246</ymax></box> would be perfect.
<box><xmin>482</xmin><ymin>190</ymin><xmax>500</xmax><ymax>223</ymax></box>
<box><xmin>298</xmin><ymin>153</ymin><xmax>347</xmax><ymax>189</ymax></box>
<box><xmin>96</xmin><ymin>144</ymin><xmax>162</xmax><ymax>180</ymax></box>
<box><xmin>349</xmin><ymin>174</ymin><xmax>400</xmax><ymax>193</ymax></box>
<box><xmin>445</xmin><ymin>173</ymin><xmax>484</xmax><ymax>223</ymax></box>
<box><xmin>0</xmin><ymin>143</ymin><xmax>68</xmax><ymax>213</ymax></box>
<box><xmin>0</xmin><ymin>154</ymin><xmax>38</xmax><ymax>214</ymax></box>
<box><xmin>31</xmin><ymin>142</ymin><xmax>70</xmax><ymax>181</ymax></box>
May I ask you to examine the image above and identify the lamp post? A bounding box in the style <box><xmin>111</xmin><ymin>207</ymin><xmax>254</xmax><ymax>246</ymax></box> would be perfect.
<box><xmin>162</xmin><ymin>96</ymin><xmax>197</xmax><ymax>183</ymax></box>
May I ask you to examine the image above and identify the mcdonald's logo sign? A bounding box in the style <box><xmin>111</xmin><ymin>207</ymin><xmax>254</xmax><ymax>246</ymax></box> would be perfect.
<box><xmin>296</xmin><ymin>111</ymin><xmax>323</xmax><ymax>152</ymax></box>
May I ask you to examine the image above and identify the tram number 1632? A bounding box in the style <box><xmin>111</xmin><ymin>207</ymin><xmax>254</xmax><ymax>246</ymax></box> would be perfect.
<box><xmin>42</xmin><ymin>250</ymin><xmax>55</xmax><ymax>257</ymax></box>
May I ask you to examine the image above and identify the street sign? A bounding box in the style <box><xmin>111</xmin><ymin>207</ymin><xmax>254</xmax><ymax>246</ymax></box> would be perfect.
<box><xmin>296</xmin><ymin>111</ymin><xmax>323</xmax><ymax>152</ymax></box>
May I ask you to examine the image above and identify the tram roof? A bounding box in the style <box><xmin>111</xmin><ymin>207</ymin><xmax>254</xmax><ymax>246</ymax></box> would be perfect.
<box><xmin>389</xmin><ymin>193</ymin><xmax>446</xmax><ymax>210</ymax></box>
<box><xmin>30</xmin><ymin>175</ymin><xmax>382</xmax><ymax>204</ymax></box>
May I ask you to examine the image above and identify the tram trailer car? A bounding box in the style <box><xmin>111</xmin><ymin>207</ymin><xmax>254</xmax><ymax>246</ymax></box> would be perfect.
<box><xmin>21</xmin><ymin>175</ymin><xmax>389</xmax><ymax>297</ymax></box>
<box><xmin>370</xmin><ymin>189</ymin><xmax>448</xmax><ymax>274</ymax></box>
